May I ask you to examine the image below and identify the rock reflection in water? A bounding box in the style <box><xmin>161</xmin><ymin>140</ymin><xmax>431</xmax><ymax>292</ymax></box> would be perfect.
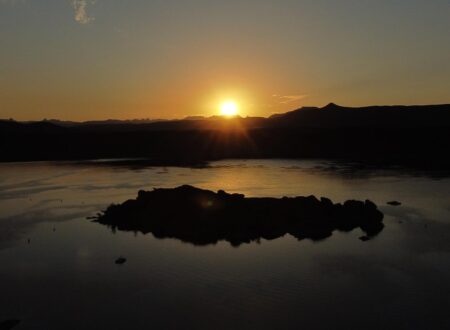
<box><xmin>94</xmin><ymin>185</ymin><xmax>384</xmax><ymax>246</ymax></box>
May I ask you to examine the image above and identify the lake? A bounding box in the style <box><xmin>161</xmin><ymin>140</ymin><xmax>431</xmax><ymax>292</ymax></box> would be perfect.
<box><xmin>0</xmin><ymin>159</ymin><xmax>449</xmax><ymax>329</ymax></box>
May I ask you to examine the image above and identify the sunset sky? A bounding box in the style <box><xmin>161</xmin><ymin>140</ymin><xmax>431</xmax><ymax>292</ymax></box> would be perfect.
<box><xmin>1</xmin><ymin>0</ymin><xmax>449</xmax><ymax>121</ymax></box>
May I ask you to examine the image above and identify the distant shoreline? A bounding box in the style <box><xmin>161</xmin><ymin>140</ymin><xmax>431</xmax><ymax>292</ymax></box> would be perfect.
<box><xmin>2</xmin><ymin>104</ymin><xmax>450</xmax><ymax>168</ymax></box>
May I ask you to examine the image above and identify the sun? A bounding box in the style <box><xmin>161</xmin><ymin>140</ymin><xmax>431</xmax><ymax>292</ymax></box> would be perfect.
<box><xmin>220</xmin><ymin>100</ymin><xmax>239</xmax><ymax>117</ymax></box>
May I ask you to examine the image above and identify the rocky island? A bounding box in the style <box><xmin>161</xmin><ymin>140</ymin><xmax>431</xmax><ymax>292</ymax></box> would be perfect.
<box><xmin>93</xmin><ymin>185</ymin><xmax>384</xmax><ymax>246</ymax></box>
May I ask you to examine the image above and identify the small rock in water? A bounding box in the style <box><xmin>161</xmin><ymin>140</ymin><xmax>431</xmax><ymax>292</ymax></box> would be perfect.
<box><xmin>387</xmin><ymin>201</ymin><xmax>402</xmax><ymax>206</ymax></box>
<box><xmin>359</xmin><ymin>236</ymin><xmax>371</xmax><ymax>242</ymax></box>
<box><xmin>115</xmin><ymin>257</ymin><xmax>127</xmax><ymax>265</ymax></box>
<box><xmin>0</xmin><ymin>319</ymin><xmax>21</xmax><ymax>329</ymax></box>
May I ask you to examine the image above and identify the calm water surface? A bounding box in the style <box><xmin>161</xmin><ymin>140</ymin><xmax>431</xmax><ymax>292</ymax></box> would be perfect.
<box><xmin>0</xmin><ymin>159</ymin><xmax>449</xmax><ymax>329</ymax></box>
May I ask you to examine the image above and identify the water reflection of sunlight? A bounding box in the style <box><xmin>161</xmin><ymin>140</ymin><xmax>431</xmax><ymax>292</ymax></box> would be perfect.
<box><xmin>0</xmin><ymin>160</ymin><xmax>450</xmax><ymax>330</ymax></box>
<box><xmin>1</xmin><ymin>159</ymin><xmax>449</xmax><ymax>250</ymax></box>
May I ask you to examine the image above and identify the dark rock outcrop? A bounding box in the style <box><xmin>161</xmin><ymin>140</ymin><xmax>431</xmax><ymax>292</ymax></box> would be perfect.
<box><xmin>115</xmin><ymin>257</ymin><xmax>127</xmax><ymax>265</ymax></box>
<box><xmin>94</xmin><ymin>186</ymin><xmax>384</xmax><ymax>246</ymax></box>
<box><xmin>94</xmin><ymin>185</ymin><xmax>384</xmax><ymax>246</ymax></box>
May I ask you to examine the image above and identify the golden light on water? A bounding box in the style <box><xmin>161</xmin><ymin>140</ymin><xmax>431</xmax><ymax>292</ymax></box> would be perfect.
<box><xmin>220</xmin><ymin>100</ymin><xmax>239</xmax><ymax>117</ymax></box>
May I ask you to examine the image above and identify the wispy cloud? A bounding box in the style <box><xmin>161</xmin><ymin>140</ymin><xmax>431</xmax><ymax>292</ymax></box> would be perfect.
<box><xmin>272</xmin><ymin>94</ymin><xmax>307</xmax><ymax>104</ymax></box>
<box><xmin>71</xmin><ymin>0</ymin><xmax>95</xmax><ymax>24</ymax></box>
<box><xmin>2</xmin><ymin>1</ymin><xmax>97</xmax><ymax>24</ymax></box>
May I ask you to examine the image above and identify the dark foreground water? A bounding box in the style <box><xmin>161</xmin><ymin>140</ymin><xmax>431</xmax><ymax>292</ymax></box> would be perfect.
<box><xmin>0</xmin><ymin>159</ymin><xmax>449</xmax><ymax>330</ymax></box>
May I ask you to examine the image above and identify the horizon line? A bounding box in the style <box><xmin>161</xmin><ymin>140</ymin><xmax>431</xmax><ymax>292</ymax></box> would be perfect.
<box><xmin>2</xmin><ymin>102</ymin><xmax>450</xmax><ymax>123</ymax></box>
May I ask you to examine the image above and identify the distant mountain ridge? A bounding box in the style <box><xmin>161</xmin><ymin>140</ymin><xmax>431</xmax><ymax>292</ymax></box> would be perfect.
<box><xmin>268</xmin><ymin>103</ymin><xmax>450</xmax><ymax>128</ymax></box>
<box><xmin>1</xmin><ymin>103</ymin><xmax>449</xmax><ymax>165</ymax></box>
<box><xmin>2</xmin><ymin>103</ymin><xmax>450</xmax><ymax>132</ymax></box>
<box><xmin>44</xmin><ymin>118</ymin><xmax>166</xmax><ymax>127</ymax></box>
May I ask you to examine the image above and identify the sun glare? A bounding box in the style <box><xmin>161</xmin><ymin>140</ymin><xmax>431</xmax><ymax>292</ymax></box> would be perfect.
<box><xmin>220</xmin><ymin>101</ymin><xmax>239</xmax><ymax>117</ymax></box>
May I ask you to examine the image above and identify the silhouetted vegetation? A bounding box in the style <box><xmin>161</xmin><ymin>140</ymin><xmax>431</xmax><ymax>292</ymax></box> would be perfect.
<box><xmin>94</xmin><ymin>185</ymin><xmax>384</xmax><ymax>246</ymax></box>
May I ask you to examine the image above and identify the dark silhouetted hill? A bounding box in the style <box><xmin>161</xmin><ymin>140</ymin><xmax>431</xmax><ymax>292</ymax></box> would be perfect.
<box><xmin>0</xmin><ymin>120</ymin><xmax>68</xmax><ymax>134</ymax></box>
<box><xmin>43</xmin><ymin>118</ymin><xmax>166</xmax><ymax>127</ymax></box>
<box><xmin>1</xmin><ymin>104</ymin><xmax>450</xmax><ymax>167</ymax></box>
<box><xmin>269</xmin><ymin>103</ymin><xmax>450</xmax><ymax>128</ymax></box>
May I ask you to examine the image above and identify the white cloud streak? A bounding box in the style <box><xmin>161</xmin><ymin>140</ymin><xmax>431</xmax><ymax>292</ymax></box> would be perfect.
<box><xmin>2</xmin><ymin>1</ymin><xmax>97</xmax><ymax>25</ymax></box>
<box><xmin>71</xmin><ymin>0</ymin><xmax>95</xmax><ymax>24</ymax></box>
<box><xmin>272</xmin><ymin>94</ymin><xmax>307</xmax><ymax>104</ymax></box>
